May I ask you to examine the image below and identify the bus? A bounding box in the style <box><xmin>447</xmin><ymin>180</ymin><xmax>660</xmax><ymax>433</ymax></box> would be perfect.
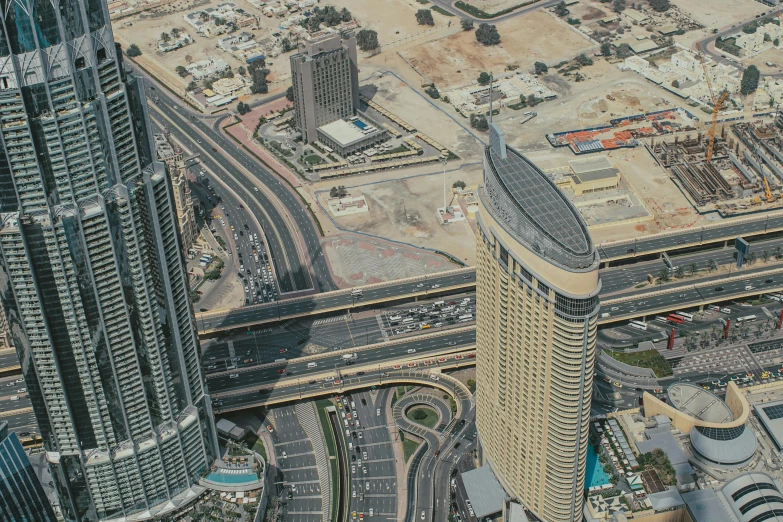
<box><xmin>458</xmin><ymin>314</ymin><xmax>474</xmax><ymax>322</ymax></box>
<box><xmin>674</xmin><ymin>311</ymin><xmax>693</xmax><ymax>322</ymax></box>
<box><xmin>667</xmin><ymin>314</ymin><xmax>685</xmax><ymax>324</ymax></box>
<box><xmin>737</xmin><ymin>315</ymin><xmax>757</xmax><ymax>323</ymax></box>
<box><xmin>433</xmin><ymin>300</ymin><xmax>445</xmax><ymax>308</ymax></box>
<box><xmin>629</xmin><ymin>320</ymin><xmax>648</xmax><ymax>331</ymax></box>
<box><xmin>388</xmin><ymin>315</ymin><xmax>402</xmax><ymax>323</ymax></box>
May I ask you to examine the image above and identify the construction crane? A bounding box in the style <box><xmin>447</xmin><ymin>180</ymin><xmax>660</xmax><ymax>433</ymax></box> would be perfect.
<box><xmin>695</xmin><ymin>43</ymin><xmax>729</xmax><ymax>163</ymax></box>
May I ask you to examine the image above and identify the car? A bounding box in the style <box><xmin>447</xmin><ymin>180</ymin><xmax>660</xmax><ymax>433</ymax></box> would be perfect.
<box><xmin>5</xmin><ymin>383</ymin><xmax>12</xmax><ymax>387</ymax></box>
<box><xmin>212</xmin><ymin>147</ymin><xmax>217</xmax><ymax>152</ymax></box>
<box><xmin>394</xmin><ymin>365</ymin><xmax>402</xmax><ymax>370</ymax></box>
<box><xmin>243</xmin><ymin>359</ymin><xmax>252</xmax><ymax>363</ymax></box>
<box><xmin>324</xmin><ymin>376</ymin><xmax>335</xmax><ymax>381</ymax></box>
<box><xmin>17</xmin><ymin>388</ymin><xmax>26</xmax><ymax>393</ymax></box>
<box><xmin>715</xmin><ymin>287</ymin><xmax>724</xmax><ymax>292</ymax></box>
<box><xmin>276</xmin><ymin>368</ymin><xmax>286</xmax><ymax>374</ymax></box>
<box><xmin>422</xmin><ymin>511</ymin><xmax>426</xmax><ymax>520</ymax></box>
<box><xmin>603</xmin><ymin>376</ymin><xmax>611</xmax><ymax>382</ymax></box>
<box><xmin>467</xmin><ymin>353</ymin><xmax>475</xmax><ymax>359</ymax></box>
<box><xmin>766</xmin><ymin>279</ymin><xmax>774</xmax><ymax>284</ymax></box>
<box><xmin>455</xmin><ymin>354</ymin><xmax>463</xmax><ymax>360</ymax></box>
<box><xmin>408</xmin><ymin>362</ymin><xmax>416</xmax><ymax>368</ymax></box>
<box><xmin>678</xmin><ymin>294</ymin><xmax>687</xmax><ymax>298</ymax></box>
<box><xmin>376</xmin><ymin>408</ymin><xmax>381</xmax><ymax>416</ymax></box>
<box><xmin>358</xmin><ymin>432</ymin><xmax>363</xmax><ymax>439</ymax></box>
<box><xmin>613</xmin><ymin>382</ymin><xmax>622</xmax><ymax>388</ymax></box>
<box><xmin>366</xmin><ymin>482</ymin><xmax>370</xmax><ymax>491</ymax></box>
<box><xmin>281</xmin><ymin>451</ymin><xmax>287</xmax><ymax>459</ymax></box>
<box><xmin>434</xmin><ymin>449</ymin><xmax>440</xmax><ymax>457</ymax></box>
<box><xmin>357</xmin><ymin>371</ymin><xmax>365</xmax><ymax>376</ymax></box>
<box><xmin>361</xmin><ymin>398</ymin><xmax>367</xmax><ymax>405</ymax></box>
<box><xmin>363</xmin><ymin>451</ymin><xmax>368</xmax><ymax>459</ymax></box>
<box><xmin>279</xmin><ymin>349</ymin><xmax>288</xmax><ymax>354</ymax></box>
<box><xmin>352</xmin><ymin>490</ymin><xmax>357</xmax><ymax>498</ymax></box>
<box><xmin>351</xmin><ymin>465</ymin><xmax>356</xmax><ymax>474</ymax></box>
<box><xmin>363</xmin><ymin>467</ymin><xmax>367</xmax><ymax>474</ymax></box>
<box><xmin>229</xmin><ymin>373</ymin><xmax>239</xmax><ymax>379</ymax></box>
<box><xmin>351</xmin><ymin>455</ymin><xmax>356</xmax><ymax>461</ymax></box>
<box><xmin>18</xmin><ymin>432</ymin><xmax>30</xmax><ymax>437</ymax></box>
<box><xmin>438</xmin><ymin>357</ymin><xmax>447</xmax><ymax>363</ymax></box>
<box><xmin>15</xmin><ymin>378</ymin><xmax>22</xmax><ymax>383</ymax></box>
<box><xmin>266</xmin><ymin>425</ymin><xmax>273</xmax><ymax>432</ymax></box>
<box><xmin>360</xmin><ymin>514</ymin><xmax>364</xmax><ymax>521</ymax></box>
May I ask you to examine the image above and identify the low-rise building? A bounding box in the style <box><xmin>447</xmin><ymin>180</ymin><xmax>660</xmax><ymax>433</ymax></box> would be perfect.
<box><xmin>316</xmin><ymin>115</ymin><xmax>388</xmax><ymax>157</ymax></box>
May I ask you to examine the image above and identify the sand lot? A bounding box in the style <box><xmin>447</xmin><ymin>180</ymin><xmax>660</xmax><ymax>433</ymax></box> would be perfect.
<box><xmin>320</xmin><ymin>165</ymin><xmax>483</xmax><ymax>264</ymax></box>
<box><xmin>329</xmin><ymin>0</ymin><xmax>437</xmax><ymax>46</ymax></box>
<box><xmin>743</xmin><ymin>48</ymin><xmax>783</xmax><ymax>75</ymax></box>
<box><xmin>670</xmin><ymin>0</ymin><xmax>768</xmax><ymax>28</ymax></box>
<box><xmin>360</xmin><ymin>74</ymin><xmax>485</xmax><ymax>161</ymax></box>
<box><xmin>466</xmin><ymin>0</ymin><xmax>532</xmax><ymax>14</ymax></box>
<box><xmin>400</xmin><ymin>10</ymin><xmax>592</xmax><ymax>90</ymax></box>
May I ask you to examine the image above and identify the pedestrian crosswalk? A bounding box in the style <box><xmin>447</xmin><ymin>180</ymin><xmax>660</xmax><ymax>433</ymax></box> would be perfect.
<box><xmin>313</xmin><ymin>316</ymin><xmax>346</xmax><ymax>326</ymax></box>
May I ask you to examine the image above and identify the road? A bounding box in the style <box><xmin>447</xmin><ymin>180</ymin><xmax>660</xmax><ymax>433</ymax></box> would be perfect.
<box><xmin>0</xmin><ymin>374</ymin><xmax>36</xmax><ymax>438</ymax></box>
<box><xmin>428</xmin><ymin>0</ymin><xmax>560</xmax><ymax>23</ymax></box>
<box><xmin>144</xmin><ymin>83</ymin><xmax>337</xmax><ymax>293</ymax></box>
<box><xmin>695</xmin><ymin>5</ymin><xmax>783</xmax><ymax>77</ymax></box>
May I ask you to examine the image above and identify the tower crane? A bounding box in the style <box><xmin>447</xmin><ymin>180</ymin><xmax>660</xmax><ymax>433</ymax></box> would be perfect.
<box><xmin>695</xmin><ymin>43</ymin><xmax>729</xmax><ymax>163</ymax></box>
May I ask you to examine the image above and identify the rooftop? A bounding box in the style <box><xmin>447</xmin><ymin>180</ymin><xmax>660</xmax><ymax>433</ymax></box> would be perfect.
<box><xmin>483</xmin><ymin>124</ymin><xmax>595</xmax><ymax>270</ymax></box>
<box><xmin>668</xmin><ymin>383</ymin><xmax>733</xmax><ymax>423</ymax></box>
<box><xmin>754</xmin><ymin>399</ymin><xmax>783</xmax><ymax>451</ymax></box>
<box><xmin>460</xmin><ymin>465</ymin><xmax>507</xmax><ymax>518</ymax></box>
<box><xmin>318</xmin><ymin>118</ymin><xmax>378</xmax><ymax>146</ymax></box>
<box><xmin>569</xmin><ymin>155</ymin><xmax>614</xmax><ymax>175</ymax></box>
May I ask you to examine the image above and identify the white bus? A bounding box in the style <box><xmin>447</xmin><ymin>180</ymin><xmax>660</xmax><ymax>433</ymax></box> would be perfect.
<box><xmin>433</xmin><ymin>300</ymin><xmax>445</xmax><ymax>308</ymax></box>
<box><xmin>629</xmin><ymin>320</ymin><xmax>648</xmax><ymax>331</ymax></box>
<box><xmin>458</xmin><ymin>314</ymin><xmax>474</xmax><ymax>322</ymax></box>
<box><xmin>388</xmin><ymin>315</ymin><xmax>402</xmax><ymax>323</ymax></box>
<box><xmin>737</xmin><ymin>315</ymin><xmax>757</xmax><ymax>323</ymax></box>
<box><xmin>674</xmin><ymin>311</ymin><xmax>693</xmax><ymax>322</ymax></box>
<box><xmin>655</xmin><ymin>316</ymin><xmax>669</xmax><ymax>323</ymax></box>
<box><xmin>351</xmin><ymin>289</ymin><xmax>363</xmax><ymax>295</ymax></box>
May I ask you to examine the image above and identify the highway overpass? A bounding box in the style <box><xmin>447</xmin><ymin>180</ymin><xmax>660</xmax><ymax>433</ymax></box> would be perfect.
<box><xmin>211</xmin><ymin>363</ymin><xmax>476</xmax><ymax>412</ymax></box>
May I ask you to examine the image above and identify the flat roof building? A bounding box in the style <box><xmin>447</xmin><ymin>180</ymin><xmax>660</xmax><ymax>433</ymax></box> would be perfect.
<box><xmin>476</xmin><ymin>119</ymin><xmax>600</xmax><ymax>522</ymax></box>
<box><xmin>290</xmin><ymin>33</ymin><xmax>360</xmax><ymax>144</ymax></box>
<box><xmin>316</xmin><ymin>116</ymin><xmax>387</xmax><ymax>156</ymax></box>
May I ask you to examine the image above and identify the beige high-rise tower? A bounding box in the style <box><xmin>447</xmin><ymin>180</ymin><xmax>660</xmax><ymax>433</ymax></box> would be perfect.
<box><xmin>475</xmin><ymin>122</ymin><xmax>601</xmax><ymax>522</ymax></box>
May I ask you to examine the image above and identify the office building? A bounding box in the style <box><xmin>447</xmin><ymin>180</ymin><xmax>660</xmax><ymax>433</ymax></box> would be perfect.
<box><xmin>289</xmin><ymin>33</ymin><xmax>360</xmax><ymax>144</ymax></box>
<box><xmin>0</xmin><ymin>2</ymin><xmax>215</xmax><ymax>521</ymax></box>
<box><xmin>154</xmin><ymin>134</ymin><xmax>198</xmax><ymax>250</ymax></box>
<box><xmin>0</xmin><ymin>421</ymin><xmax>57</xmax><ymax>522</ymax></box>
<box><xmin>475</xmin><ymin>121</ymin><xmax>601</xmax><ymax>522</ymax></box>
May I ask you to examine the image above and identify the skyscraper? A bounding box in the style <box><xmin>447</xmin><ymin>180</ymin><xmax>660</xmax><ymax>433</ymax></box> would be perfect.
<box><xmin>0</xmin><ymin>420</ymin><xmax>57</xmax><ymax>522</ymax></box>
<box><xmin>289</xmin><ymin>32</ymin><xmax>360</xmax><ymax>144</ymax></box>
<box><xmin>0</xmin><ymin>2</ymin><xmax>213</xmax><ymax>520</ymax></box>
<box><xmin>475</xmin><ymin>123</ymin><xmax>600</xmax><ymax>522</ymax></box>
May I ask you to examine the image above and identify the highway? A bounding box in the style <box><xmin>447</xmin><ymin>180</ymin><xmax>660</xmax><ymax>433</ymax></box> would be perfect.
<box><xmin>0</xmin><ymin>374</ymin><xmax>36</xmax><ymax>439</ymax></box>
<box><xmin>144</xmin><ymin>83</ymin><xmax>337</xmax><ymax>293</ymax></box>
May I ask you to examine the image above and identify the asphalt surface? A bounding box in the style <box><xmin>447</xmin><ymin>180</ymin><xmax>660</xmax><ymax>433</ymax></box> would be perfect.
<box><xmin>0</xmin><ymin>374</ymin><xmax>35</xmax><ymax>438</ymax></box>
<box><xmin>0</xmin><ymin>350</ymin><xmax>20</xmax><ymax>370</ymax></box>
<box><xmin>342</xmin><ymin>389</ymin><xmax>397</xmax><ymax>520</ymax></box>
<box><xmin>145</xmin><ymin>84</ymin><xmax>336</xmax><ymax>293</ymax></box>
<box><xmin>428</xmin><ymin>0</ymin><xmax>560</xmax><ymax>23</ymax></box>
<box><xmin>197</xmin><ymin>271</ymin><xmax>475</xmax><ymax>332</ymax></box>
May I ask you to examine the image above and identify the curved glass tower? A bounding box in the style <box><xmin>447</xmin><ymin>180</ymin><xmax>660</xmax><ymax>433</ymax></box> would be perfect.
<box><xmin>0</xmin><ymin>2</ymin><xmax>213</xmax><ymax>520</ymax></box>
<box><xmin>475</xmin><ymin>122</ymin><xmax>601</xmax><ymax>522</ymax></box>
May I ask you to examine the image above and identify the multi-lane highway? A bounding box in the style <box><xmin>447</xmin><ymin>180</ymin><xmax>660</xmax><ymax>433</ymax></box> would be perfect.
<box><xmin>144</xmin><ymin>83</ymin><xmax>337</xmax><ymax>293</ymax></box>
<box><xmin>0</xmin><ymin>374</ymin><xmax>35</xmax><ymax>439</ymax></box>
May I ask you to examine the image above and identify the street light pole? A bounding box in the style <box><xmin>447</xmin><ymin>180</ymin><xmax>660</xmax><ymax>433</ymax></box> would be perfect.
<box><xmin>441</xmin><ymin>157</ymin><xmax>448</xmax><ymax>211</ymax></box>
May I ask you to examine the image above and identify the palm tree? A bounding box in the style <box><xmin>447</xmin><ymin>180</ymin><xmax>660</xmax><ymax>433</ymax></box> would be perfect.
<box><xmin>688</xmin><ymin>262</ymin><xmax>698</xmax><ymax>276</ymax></box>
<box><xmin>775</xmin><ymin>246</ymin><xmax>782</xmax><ymax>260</ymax></box>
<box><xmin>748</xmin><ymin>251</ymin><xmax>757</xmax><ymax>265</ymax></box>
<box><xmin>763</xmin><ymin>250</ymin><xmax>770</xmax><ymax>263</ymax></box>
<box><xmin>707</xmin><ymin>259</ymin><xmax>718</xmax><ymax>272</ymax></box>
<box><xmin>657</xmin><ymin>268</ymin><xmax>670</xmax><ymax>285</ymax></box>
<box><xmin>674</xmin><ymin>266</ymin><xmax>685</xmax><ymax>279</ymax></box>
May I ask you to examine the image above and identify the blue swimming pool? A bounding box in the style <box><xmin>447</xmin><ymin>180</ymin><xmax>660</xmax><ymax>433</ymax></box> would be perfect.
<box><xmin>206</xmin><ymin>472</ymin><xmax>258</xmax><ymax>484</ymax></box>
<box><xmin>585</xmin><ymin>445</ymin><xmax>612</xmax><ymax>490</ymax></box>
<box><xmin>353</xmin><ymin>120</ymin><xmax>367</xmax><ymax>130</ymax></box>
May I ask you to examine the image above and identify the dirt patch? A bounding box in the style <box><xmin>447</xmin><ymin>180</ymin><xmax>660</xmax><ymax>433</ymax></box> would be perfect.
<box><xmin>581</xmin><ymin>6</ymin><xmax>606</xmax><ymax>20</ymax></box>
<box><xmin>669</xmin><ymin>0</ymin><xmax>767</xmax><ymax>27</ymax></box>
<box><xmin>400</xmin><ymin>10</ymin><xmax>592</xmax><ymax>90</ymax></box>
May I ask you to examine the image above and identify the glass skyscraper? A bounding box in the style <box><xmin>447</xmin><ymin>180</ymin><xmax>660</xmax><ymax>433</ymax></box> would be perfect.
<box><xmin>0</xmin><ymin>420</ymin><xmax>57</xmax><ymax>522</ymax></box>
<box><xmin>0</xmin><ymin>1</ymin><xmax>214</xmax><ymax>520</ymax></box>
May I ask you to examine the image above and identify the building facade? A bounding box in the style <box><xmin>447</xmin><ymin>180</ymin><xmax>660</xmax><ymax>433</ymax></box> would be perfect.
<box><xmin>475</xmin><ymin>123</ymin><xmax>601</xmax><ymax>522</ymax></box>
<box><xmin>0</xmin><ymin>2</ymin><xmax>215</xmax><ymax>521</ymax></box>
<box><xmin>289</xmin><ymin>33</ymin><xmax>360</xmax><ymax>144</ymax></box>
<box><xmin>0</xmin><ymin>420</ymin><xmax>57</xmax><ymax>522</ymax></box>
<box><xmin>154</xmin><ymin>134</ymin><xmax>198</xmax><ymax>250</ymax></box>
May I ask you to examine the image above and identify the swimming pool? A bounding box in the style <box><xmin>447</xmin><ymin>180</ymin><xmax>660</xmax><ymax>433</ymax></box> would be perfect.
<box><xmin>585</xmin><ymin>445</ymin><xmax>612</xmax><ymax>490</ymax></box>
<box><xmin>206</xmin><ymin>472</ymin><xmax>258</xmax><ymax>485</ymax></box>
<box><xmin>352</xmin><ymin>120</ymin><xmax>367</xmax><ymax>130</ymax></box>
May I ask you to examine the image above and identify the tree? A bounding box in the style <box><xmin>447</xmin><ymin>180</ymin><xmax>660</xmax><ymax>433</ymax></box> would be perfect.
<box><xmin>186</xmin><ymin>81</ymin><xmax>197</xmax><ymax>91</ymax></box>
<box><xmin>467</xmin><ymin>379</ymin><xmax>476</xmax><ymax>393</ymax></box>
<box><xmin>526</xmin><ymin>94</ymin><xmax>542</xmax><ymax>107</ymax></box>
<box><xmin>674</xmin><ymin>266</ymin><xmax>685</xmax><ymax>279</ymax></box>
<box><xmin>475</xmin><ymin>23</ymin><xmax>500</xmax><ymax>45</ymax></box>
<box><xmin>175</xmin><ymin>65</ymin><xmax>188</xmax><ymax>77</ymax></box>
<box><xmin>657</xmin><ymin>268</ymin><xmax>670</xmax><ymax>285</ymax></box>
<box><xmin>425</xmin><ymin>85</ymin><xmax>440</xmax><ymax>99</ymax></box>
<box><xmin>470</xmin><ymin>113</ymin><xmax>489</xmax><ymax>131</ymax></box>
<box><xmin>453</xmin><ymin>180</ymin><xmax>467</xmax><ymax>189</ymax></box>
<box><xmin>576</xmin><ymin>53</ymin><xmax>593</xmax><ymax>66</ymax></box>
<box><xmin>672</xmin><ymin>79</ymin><xmax>680</xmax><ymax>88</ymax></box>
<box><xmin>534</xmin><ymin>62</ymin><xmax>548</xmax><ymax>75</ymax></box>
<box><xmin>126</xmin><ymin>43</ymin><xmax>142</xmax><ymax>57</ymax></box>
<box><xmin>554</xmin><ymin>1</ymin><xmax>569</xmax><ymax>16</ymax></box>
<box><xmin>460</xmin><ymin>18</ymin><xmax>474</xmax><ymax>31</ymax></box>
<box><xmin>416</xmin><ymin>9</ymin><xmax>434</xmax><ymax>25</ymax></box>
<box><xmin>775</xmin><ymin>246</ymin><xmax>782</xmax><ymax>260</ymax></box>
<box><xmin>161</xmin><ymin>32</ymin><xmax>170</xmax><ymax>42</ymax></box>
<box><xmin>477</xmin><ymin>72</ymin><xmax>491</xmax><ymax>85</ymax></box>
<box><xmin>707</xmin><ymin>259</ymin><xmax>718</xmax><ymax>272</ymax></box>
<box><xmin>775</xmin><ymin>38</ymin><xmax>780</xmax><ymax>47</ymax></box>
<box><xmin>688</xmin><ymin>262</ymin><xmax>698</xmax><ymax>276</ymax></box>
<box><xmin>286</xmin><ymin>86</ymin><xmax>294</xmax><ymax>102</ymax></box>
<box><xmin>601</xmin><ymin>42</ymin><xmax>612</xmax><ymax>57</ymax></box>
<box><xmin>748</xmin><ymin>251</ymin><xmax>757</xmax><ymax>265</ymax></box>
<box><xmin>340</xmin><ymin>7</ymin><xmax>352</xmax><ymax>22</ymax></box>
<box><xmin>763</xmin><ymin>250</ymin><xmax>770</xmax><ymax>263</ymax></box>
<box><xmin>356</xmin><ymin>29</ymin><xmax>379</xmax><ymax>51</ymax></box>
<box><xmin>237</xmin><ymin>102</ymin><xmax>251</xmax><ymax>115</ymax></box>
<box><xmin>612</xmin><ymin>0</ymin><xmax>626</xmax><ymax>12</ymax></box>
<box><xmin>649</xmin><ymin>0</ymin><xmax>670</xmax><ymax>12</ymax></box>
<box><xmin>308</xmin><ymin>16</ymin><xmax>321</xmax><ymax>33</ymax></box>
<box><xmin>238</xmin><ymin>66</ymin><xmax>246</xmax><ymax>76</ymax></box>
<box><xmin>324</xmin><ymin>6</ymin><xmax>342</xmax><ymax>26</ymax></box>
<box><xmin>616</xmin><ymin>43</ymin><xmax>632</xmax><ymax>59</ymax></box>
<box><xmin>248</xmin><ymin>61</ymin><xmax>270</xmax><ymax>94</ymax></box>
<box><xmin>741</xmin><ymin>65</ymin><xmax>760</xmax><ymax>95</ymax></box>
<box><xmin>281</xmin><ymin>37</ymin><xmax>294</xmax><ymax>52</ymax></box>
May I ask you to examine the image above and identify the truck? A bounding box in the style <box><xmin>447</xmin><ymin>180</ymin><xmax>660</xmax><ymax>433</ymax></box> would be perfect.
<box><xmin>342</xmin><ymin>353</ymin><xmax>358</xmax><ymax>360</ymax></box>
